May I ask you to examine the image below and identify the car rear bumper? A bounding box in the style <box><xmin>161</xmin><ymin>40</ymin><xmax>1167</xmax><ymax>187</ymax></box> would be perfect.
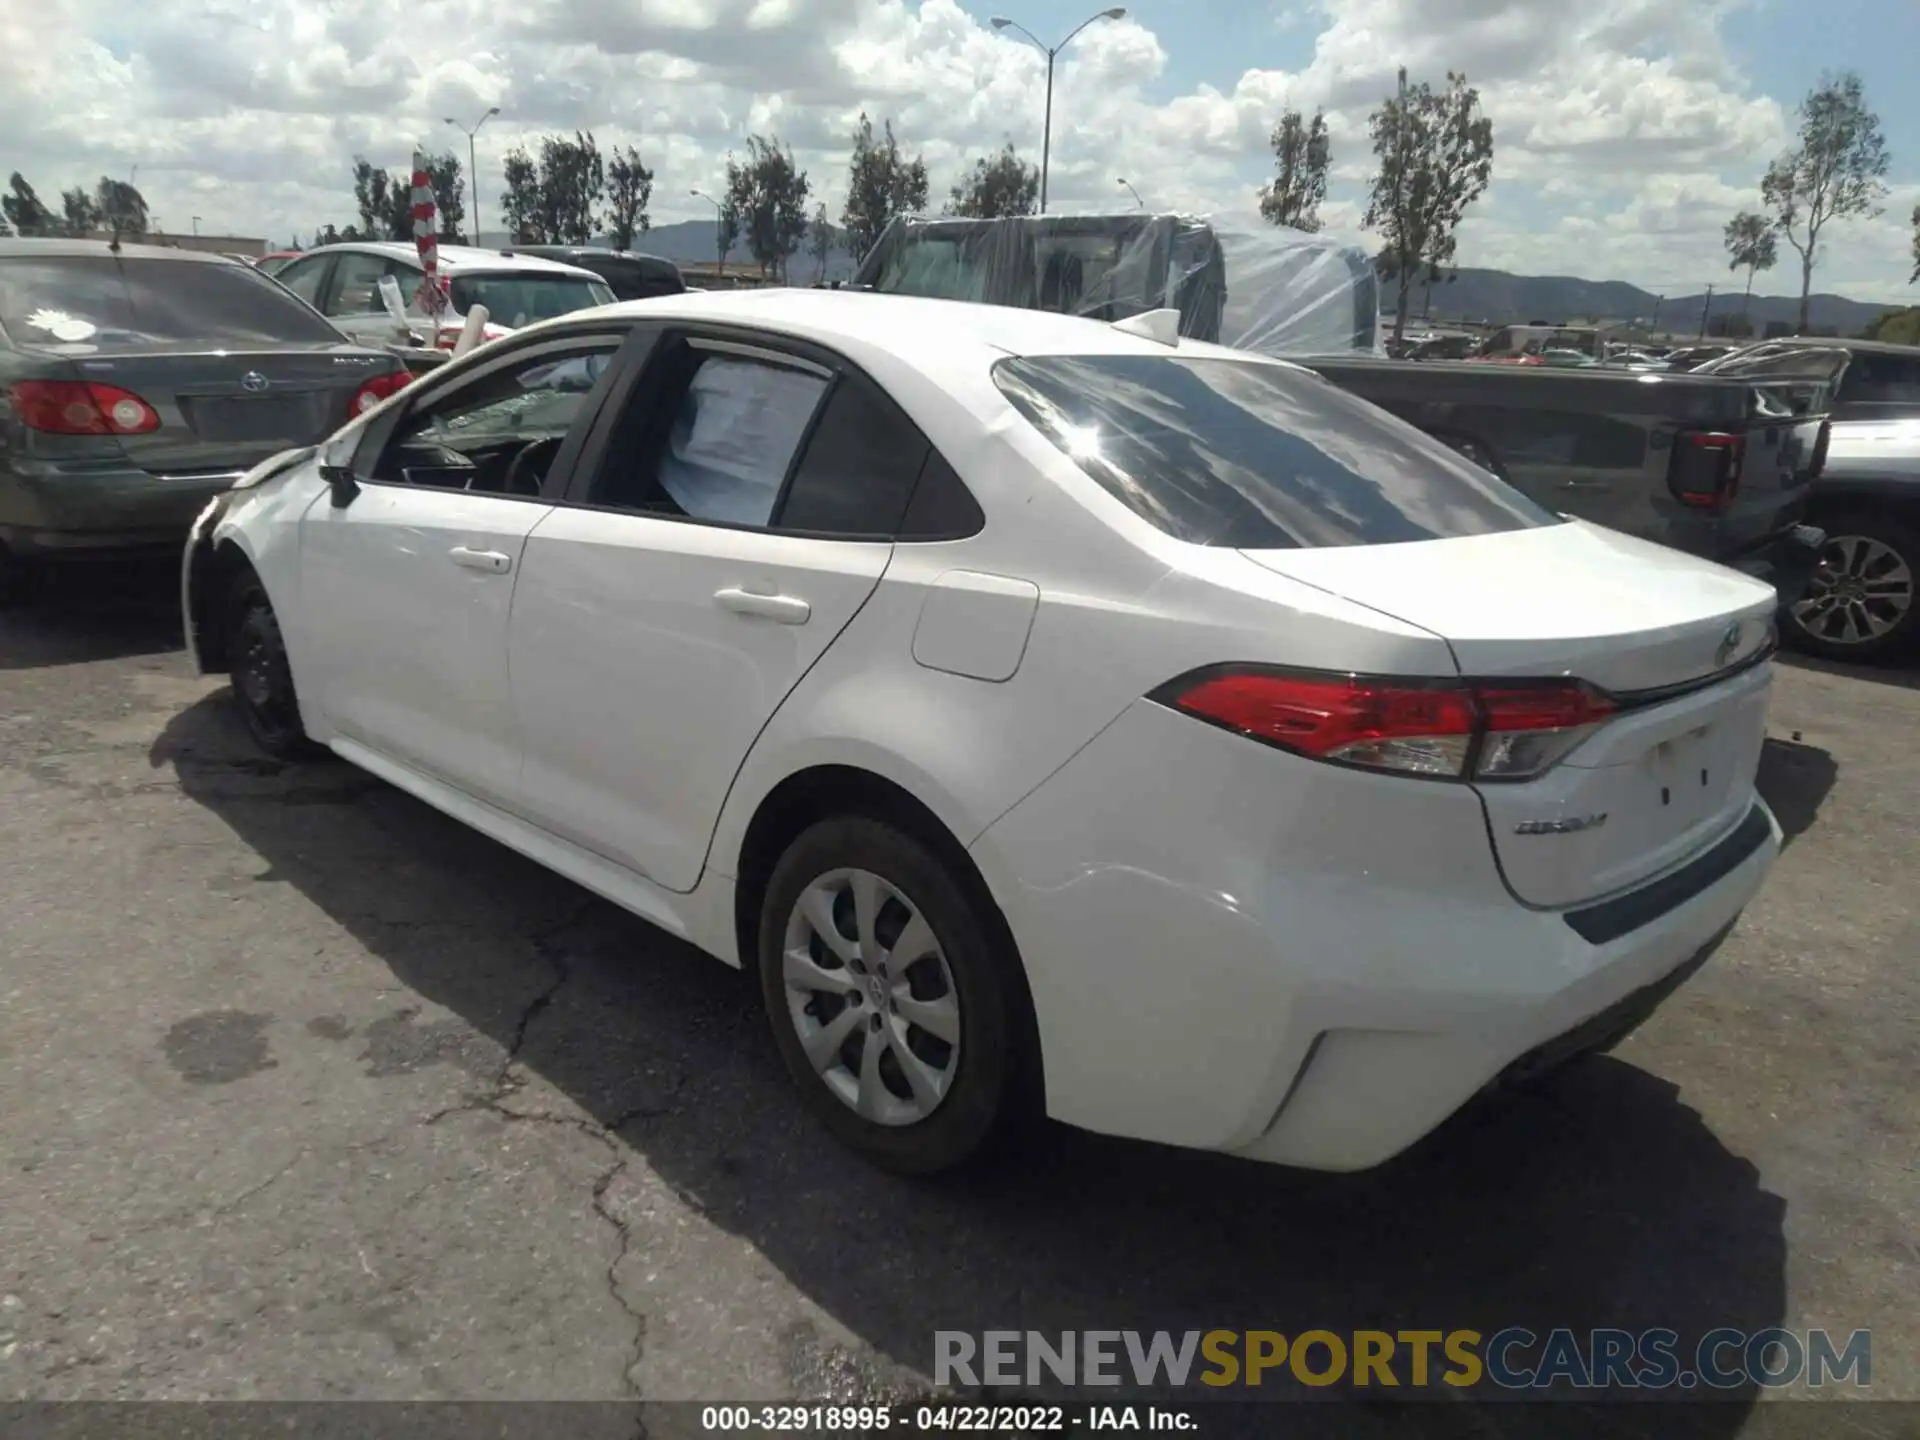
<box><xmin>970</xmin><ymin>699</ymin><xmax>1781</xmax><ymax>1172</ymax></box>
<box><xmin>0</xmin><ymin>461</ymin><xmax>243</xmax><ymax>558</ymax></box>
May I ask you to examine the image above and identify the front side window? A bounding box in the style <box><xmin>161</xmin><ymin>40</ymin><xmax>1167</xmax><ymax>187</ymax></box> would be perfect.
<box><xmin>371</xmin><ymin>341</ymin><xmax>620</xmax><ymax>494</ymax></box>
<box><xmin>993</xmin><ymin>353</ymin><xmax>1560</xmax><ymax>549</ymax></box>
<box><xmin>0</xmin><ymin>255</ymin><xmax>344</xmax><ymax>351</ymax></box>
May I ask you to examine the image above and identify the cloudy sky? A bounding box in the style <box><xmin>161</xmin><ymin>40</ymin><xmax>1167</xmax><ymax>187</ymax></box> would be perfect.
<box><xmin>3</xmin><ymin>0</ymin><xmax>1916</xmax><ymax>300</ymax></box>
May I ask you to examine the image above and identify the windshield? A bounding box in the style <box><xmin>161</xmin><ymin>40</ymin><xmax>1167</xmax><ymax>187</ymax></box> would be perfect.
<box><xmin>993</xmin><ymin>353</ymin><xmax>1559</xmax><ymax>549</ymax></box>
<box><xmin>0</xmin><ymin>255</ymin><xmax>346</xmax><ymax>352</ymax></box>
<box><xmin>448</xmin><ymin>273</ymin><xmax>615</xmax><ymax>328</ymax></box>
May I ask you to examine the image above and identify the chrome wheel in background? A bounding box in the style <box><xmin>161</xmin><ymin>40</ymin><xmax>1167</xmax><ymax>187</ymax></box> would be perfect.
<box><xmin>1787</xmin><ymin>523</ymin><xmax>1919</xmax><ymax>660</ymax></box>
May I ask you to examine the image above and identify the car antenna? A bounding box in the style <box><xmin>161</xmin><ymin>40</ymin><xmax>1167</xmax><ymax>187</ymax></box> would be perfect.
<box><xmin>1109</xmin><ymin>307</ymin><xmax>1182</xmax><ymax>346</ymax></box>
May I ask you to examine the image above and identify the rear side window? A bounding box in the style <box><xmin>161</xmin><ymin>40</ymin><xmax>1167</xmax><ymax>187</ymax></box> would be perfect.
<box><xmin>0</xmin><ymin>256</ymin><xmax>345</xmax><ymax>351</ymax></box>
<box><xmin>992</xmin><ymin>354</ymin><xmax>1560</xmax><ymax>548</ymax></box>
<box><xmin>777</xmin><ymin>373</ymin><xmax>930</xmax><ymax>535</ymax></box>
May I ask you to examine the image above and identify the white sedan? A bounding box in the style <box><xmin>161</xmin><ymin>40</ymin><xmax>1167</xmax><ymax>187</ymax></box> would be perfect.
<box><xmin>181</xmin><ymin>289</ymin><xmax>1784</xmax><ymax>1175</ymax></box>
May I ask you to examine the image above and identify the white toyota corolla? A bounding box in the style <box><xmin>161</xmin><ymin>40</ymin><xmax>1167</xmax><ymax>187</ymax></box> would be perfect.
<box><xmin>181</xmin><ymin>288</ymin><xmax>1783</xmax><ymax>1176</ymax></box>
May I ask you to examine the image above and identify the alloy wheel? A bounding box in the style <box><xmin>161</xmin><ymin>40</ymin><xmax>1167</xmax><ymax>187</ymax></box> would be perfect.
<box><xmin>781</xmin><ymin>867</ymin><xmax>962</xmax><ymax>1127</ymax></box>
<box><xmin>1791</xmin><ymin>533</ymin><xmax>1915</xmax><ymax>648</ymax></box>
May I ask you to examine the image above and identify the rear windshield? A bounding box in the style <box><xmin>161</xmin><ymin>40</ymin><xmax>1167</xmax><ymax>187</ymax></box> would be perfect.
<box><xmin>0</xmin><ymin>255</ymin><xmax>345</xmax><ymax>351</ymax></box>
<box><xmin>992</xmin><ymin>354</ymin><xmax>1560</xmax><ymax>549</ymax></box>
<box><xmin>448</xmin><ymin>273</ymin><xmax>615</xmax><ymax>327</ymax></box>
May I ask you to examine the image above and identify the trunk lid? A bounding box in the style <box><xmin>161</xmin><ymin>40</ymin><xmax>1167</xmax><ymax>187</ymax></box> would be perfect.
<box><xmin>1240</xmin><ymin>522</ymin><xmax>1779</xmax><ymax>909</ymax></box>
<box><xmin>60</xmin><ymin>345</ymin><xmax>391</xmax><ymax>476</ymax></box>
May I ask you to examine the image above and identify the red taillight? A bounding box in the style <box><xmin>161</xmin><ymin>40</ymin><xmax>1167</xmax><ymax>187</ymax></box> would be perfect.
<box><xmin>350</xmin><ymin>370</ymin><xmax>412</xmax><ymax>416</ymax></box>
<box><xmin>8</xmin><ymin>380</ymin><xmax>161</xmax><ymax>436</ymax></box>
<box><xmin>1156</xmin><ymin>667</ymin><xmax>1618</xmax><ymax>782</ymax></box>
<box><xmin>1669</xmin><ymin>430</ymin><xmax>1745</xmax><ymax>509</ymax></box>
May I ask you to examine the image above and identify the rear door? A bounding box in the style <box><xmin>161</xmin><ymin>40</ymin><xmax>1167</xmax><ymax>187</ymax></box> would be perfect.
<box><xmin>505</xmin><ymin>326</ymin><xmax>924</xmax><ymax>891</ymax></box>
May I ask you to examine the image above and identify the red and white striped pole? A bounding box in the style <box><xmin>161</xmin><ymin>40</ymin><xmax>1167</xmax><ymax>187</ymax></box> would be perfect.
<box><xmin>410</xmin><ymin>151</ymin><xmax>449</xmax><ymax>320</ymax></box>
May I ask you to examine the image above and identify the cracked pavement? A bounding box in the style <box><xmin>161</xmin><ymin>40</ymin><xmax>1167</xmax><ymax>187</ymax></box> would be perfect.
<box><xmin>0</xmin><ymin>563</ymin><xmax>1915</xmax><ymax>1434</ymax></box>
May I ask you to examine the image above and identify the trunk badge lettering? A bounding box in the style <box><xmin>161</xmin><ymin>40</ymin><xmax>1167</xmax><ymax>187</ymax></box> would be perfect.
<box><xmin>240</xmin><ymin>371</ymin><xmax>270</xmax><ymax>393</ymax></box>
<box><xmin>1515</xmin><ymin>814</ymin><xmax>1608</xmax><ymax>836</ymax></box>
<box><xmin>1715</xmin><ymin>622</ymin><xmax>1742</xmax><ymax>668</ymax></box>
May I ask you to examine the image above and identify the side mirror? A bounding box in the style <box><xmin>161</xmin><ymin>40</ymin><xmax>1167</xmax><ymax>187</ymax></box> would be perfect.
<box><xmin>320</xmin><ymin>463</ymin><xmax>360</xmax><ymax>510</ymax></box>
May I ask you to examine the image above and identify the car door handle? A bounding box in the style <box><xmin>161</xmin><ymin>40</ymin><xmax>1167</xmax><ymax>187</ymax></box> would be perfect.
<box><xmin>449</xmin><ymin>546</ymin><xmax>512</xmax><ymax>574</ymax></box>
<box><xmin>714</xmin><ymin>587</ymin><xmax>811</xmax><ymax>624</ymax></box>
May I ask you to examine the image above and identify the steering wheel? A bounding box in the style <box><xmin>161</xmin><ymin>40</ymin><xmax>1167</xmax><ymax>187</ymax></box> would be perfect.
<box><xmin>498</xmin><ymin>435</ymin><xmax>564</xmax><ymax>497</ymax></box>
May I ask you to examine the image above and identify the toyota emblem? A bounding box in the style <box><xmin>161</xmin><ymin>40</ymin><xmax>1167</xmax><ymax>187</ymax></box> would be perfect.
<box><xmin>1715</xmin><ymin>621</ymin><xmax>1742</xmax><ymax>669</ymax></box>
<box><xmin>240</xmin><ymin>371</ymin><xmax>270</xmax><ymax>394</ymax></box>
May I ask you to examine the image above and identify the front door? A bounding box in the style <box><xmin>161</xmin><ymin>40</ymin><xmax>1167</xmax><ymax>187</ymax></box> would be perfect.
<box><xmin>505</xmin><ymin>331</ymin><xmax>901</xmax><ymax>890</ymax></box>
<box><xmin>298</xmin><ymin>332</ymin><xmax>627</xmax><ymax>808</ymax></box>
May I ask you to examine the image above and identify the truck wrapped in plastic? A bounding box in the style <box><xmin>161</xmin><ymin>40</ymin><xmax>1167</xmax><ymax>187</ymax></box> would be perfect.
<box><xmin>850</xmin><ymin>211</ymin><xmax>1381</xmax><ymax>357</ymax></box>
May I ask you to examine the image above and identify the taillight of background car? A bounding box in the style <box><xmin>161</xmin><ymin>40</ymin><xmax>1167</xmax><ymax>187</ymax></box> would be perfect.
<box><xmin>8</xmin><ymin>379</ymin><xmax>162</xmax><ymax>435</ymax></box>
<box><xmin>1668</xmin><ymin>430</ymin><xmax>1745</xmax><ymax>511</ymax></box>
<box><xmin>349</xmin><ymin>370</ymin><xmax>414</xmax><ymax>416</ymax></box>
<box><xmin>1151</xmin><ymin>666</ymin><xmax>1619</xmax><ymax>783</ymax></box>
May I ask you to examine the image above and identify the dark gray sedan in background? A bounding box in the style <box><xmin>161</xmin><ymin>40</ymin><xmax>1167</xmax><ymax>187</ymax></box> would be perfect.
<box><xmin>0</xmin><ymin>239</ymin><xmax>412</xmax><ymax>601</ymax></box>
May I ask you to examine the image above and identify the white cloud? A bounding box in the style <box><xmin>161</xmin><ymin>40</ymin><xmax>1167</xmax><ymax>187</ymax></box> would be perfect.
<box><xmin>1</xmin><ymin>0</ymin><xmax>1912</xmax><ymax>299</ymax></box>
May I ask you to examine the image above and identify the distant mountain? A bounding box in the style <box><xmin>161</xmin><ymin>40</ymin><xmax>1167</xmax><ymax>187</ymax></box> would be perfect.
<box><xmin>476</xmin><ymin>224</ymin><xmax>1903</xmax><ymax>335</ymax></box>
<box><xmin>1400</xmin><ymin>267</ymin><xmax>1894</xmax><ymax>337</ymax></box>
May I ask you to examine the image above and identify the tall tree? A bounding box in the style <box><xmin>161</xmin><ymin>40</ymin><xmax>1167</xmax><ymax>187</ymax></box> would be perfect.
<box><xmin>352</xmin><ymin>158</ymin><xmax>396</xmax><ymax>239</ymax></box>
<box><xmin>501</xmin><ymin>148</ymin><xmax>541</xmax><ymax>242</ymax></box>
<box><xmin>947</xmin><ymin>144</ymin><xmax>1039</xmax><ymax>219</ymax></box>
<box><xmin>840</xmin><ymin>112</ymin><xmax>929</xmax><ymax>265</ymax></box>
<box><xmin>1762</xmin><ymin>71</ymin><xmax>1890</xmax><ymax>334</ymax></box>
<box><xmin>1363</xmin><ymin>70</ymin><xmax>1494</xmax><ymax>346</ymax></box>
<box><xmin>604</xmin><ymin>145</ymin><xmax>654</xmax><ymax>249</ymax></box>
<box><xmin>3</xmin><ymin>174</ymin><xmax>54</xmax><ymax>236</ymax></box>
<box><xmin>93</xmin><ymin>177</ymin><xmax>149</xmax><ymax>238</ymax></box>
<box><xmin>1257</xmin><ymin>107</ymin><xmax>1331</xmax><ymax>233</ymax></box>
<box><xmin>724</xmin><ymin>135</ymin><xmax>811</xmax><ymax>282</ymax></box>
<box><xmin>1908</xmin><ymin>203</ymin><xmax>1919</xmax><ymax>286</ymax></box>
<box><xmin>535</xmin><ymin>131</ymin><xmax>605</xmax><ymax>246</ymax></box>
<box><xmin>60</xmin><ymin>186</ymin><xmax>100</xmax><ymax>237</ymax></box>
<box><xmin>423</xmin><ymin>153</ymin><xmax>465</xmax><ymax>242</ymax></box>
<box><xmin>807</xmin><ymin>203</ymin><xmax>837</xmax><ymax>282</ymax></box>
<box><xmin>1723</xmin><ymin>210</ymin><xmax>1778</xmax><ymax>315</ymax></box>
<box><xmin>384</xmin><ymin>172</ymin><xmax>414</xmax><ymax>242</ymax></box>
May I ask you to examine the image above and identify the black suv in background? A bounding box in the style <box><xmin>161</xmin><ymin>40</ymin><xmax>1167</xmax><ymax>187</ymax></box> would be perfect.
<box><xmin>500</xmin><ymin>246</ymin><xmax>686</xmax><ymax>302</ymax></box>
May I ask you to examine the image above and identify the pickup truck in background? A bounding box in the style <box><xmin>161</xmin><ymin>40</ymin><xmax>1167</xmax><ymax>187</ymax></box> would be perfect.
<box><xmin>1288</xmin><ymin>356</ymin><xmax>1830</xmax><ymax>607</ymax></box>
<box><xmin>850</xmin><ymin>210</ymin><xmax>1830</xmax><ymax>611</ymax></box>
<box><xmin>1694</xmin><ymin>339</ymin><xmax>1920</xmax><ymax>659</ymax></box>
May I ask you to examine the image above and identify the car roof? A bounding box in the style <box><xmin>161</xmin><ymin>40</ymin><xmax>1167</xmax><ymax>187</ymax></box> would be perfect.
<box><xmin>569</xmin><ymin>287</ymin><xmax>1282</xmax><ymax>370</ymax></box>
<box><xmin>0</xmin><ymin>237</ymin><xmax>244</xmax><ymax>264</ymax></box>
<box><xmin>296</xmin><ymin>241</ymin><xmax>605</xmax><ymax>281</ymax></box>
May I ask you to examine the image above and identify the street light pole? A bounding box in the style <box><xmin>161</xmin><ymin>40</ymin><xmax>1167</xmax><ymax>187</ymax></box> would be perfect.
<box><xmin>1116</xmin><ymin>177</ymin><xmax>1142</xmax><ymax>209</ymax></box>
<box><xmin>991</xmin><ymin>8</ymin><xmax>1127</xmax><ymax>215</ymax></box>
<box><xmin>692</xmin><ymin>189</ymin><xmax>726</xmax><ymax>277</ymax></box>
<box><xmin>445</xmin><ymin>107</ymin><xmax>501</xmax><ymax>243</ymax></box>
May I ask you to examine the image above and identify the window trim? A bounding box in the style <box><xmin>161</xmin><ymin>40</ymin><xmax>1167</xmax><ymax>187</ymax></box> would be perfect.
<box><xmin>347</xmin><ymin>325</ymin><xmax>644</xmax><ymax>503</ymax></box>
<box><xmin>556</xmin><ymin>320</ymin><xmax>983</xmax><ymax>545</ymax></box>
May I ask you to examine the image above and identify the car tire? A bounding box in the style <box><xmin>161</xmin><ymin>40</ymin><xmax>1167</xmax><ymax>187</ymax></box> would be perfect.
<box><xmin>1783</xmin><ymin>512</ymin><xmax>1920</xmax><ymax>662</ymax></box>
<box><xmin>225</xmin><ymin>574</ymin><xmax>326</xmax><ymax>761</ymax></box>
<box><xmin>757</xmin><ymin>817</ymin><xmax>1027</xmax><ymax>1176</ymax></box>
<box><xmin>0</xmin><ymin>547</ymin><xmax>36</xmax><ymax>609</ymax></box>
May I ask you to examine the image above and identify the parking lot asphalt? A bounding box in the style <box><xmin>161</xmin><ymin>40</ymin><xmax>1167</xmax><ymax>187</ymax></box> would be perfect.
<box><xmin>0</xmin><ymin>562</ymin><xmax>1915</xmax><ymax>1436</ymax></box>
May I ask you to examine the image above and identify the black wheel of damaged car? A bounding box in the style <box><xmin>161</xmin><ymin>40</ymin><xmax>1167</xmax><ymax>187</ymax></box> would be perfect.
<box><xmin>226</xmin><ymin>575</ymin><xmax>326</xmax><ymax>760</ymax></box>
<box><xmin>1785</xmin><ymin>514</ymin><xmax>1920</xmax><ymax>662</ymax></box>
